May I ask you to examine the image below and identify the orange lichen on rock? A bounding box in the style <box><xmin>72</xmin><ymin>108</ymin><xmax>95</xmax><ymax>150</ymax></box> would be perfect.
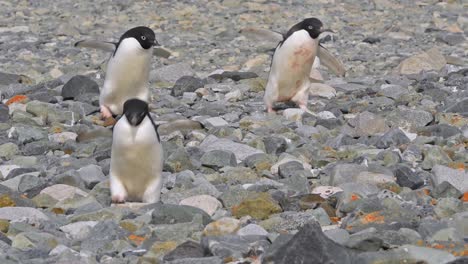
<box><xmin>51</xmin><ymin>208</ymin><xmax>65</xmax><ymax>214</ymax></box>
<box><xmin>448</xmin><ymin>162</ymin><xmax>465</xmax><ymax>171</ymax></box>
<box><xmin>6</xmin><ymin>95</ymin><xmax>28</xmax><ymax>105</ymax></box>
<box><xmin>128</xmin><ymin>234</ymin><xmax>145</xmax><ymax>246</ymax></box>
<box><xmin>462</xmin><ymin>192</ymin><xmax>468</xmax><ymax>202</ymax></box>
<box><xmin>350</xmin><ymin>193</ymin><xmax>360</xmax><ymax>201</ymax></box>
<box><xmin>361</xmin><ymin>211</ymin><xmax>385</xmax><ymax>224</ymax></box>
<box><xmin>330</xmin><ymin>217</ymin><xmax>341</xmax><ymax>224</ymax></box>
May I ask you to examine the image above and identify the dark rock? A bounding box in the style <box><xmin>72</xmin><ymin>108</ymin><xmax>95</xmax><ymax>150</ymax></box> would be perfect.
<box><xmin>163</xmin><ymin>240</ymin><xmax>204</xmax><ymax>261</ymax></box>
<box><xmin>148</xmin><ymin>203</ymin><xmax>212</xmax><ymax>226</ymax></box>
<box><xmin>263</xmin><ymin>221</ymin><xmax>355</xmax><ymax>263</ymax></box>
<box><xmin>6</xmin><ymin>167</ymin><xmax>37</xmax><ymax>180</ymax></box>
<box><xmin>393</xmin><ymin>164</ymin><xmax>424</xmax><ymax>189</ymax></box>
<box><xmin>376</xmin><ymin>128</ymin><xmax>411</xmax><ymax>149</ymax></box>
<box><xmin>208</xmin><ymin>71</ymin><xmax>258</xmax><ymax>82</ymax></box>
<box><xmin>0</xmin><ymin>72</ymin><xmax>33</xmax><ymax>86</ymax></box>
<box><xmin>278</xmin><ymin>161</ymin><xmax>304</xmax><ymax>178</ymax></box>
<box><xmin>315</xmin><ymin>118</ymin><xmax>344</xmax><ymax>129</ymax></box>
<box><xmin>263</xmin><ymin>136</ymin><xmax>287</xmax><ymax>155</ymax></box>
<box><xmin>200</xmin><ymin>150</ymin><xmax>237</xmax><ymax>169</ymax></box>
<box><xmin>61</xmin><ymin>75</ymin><xmax>99</xmax><ymax>100</ymax></box>
<box><xmin>172</xmin><ymin>76</ymin><xmax>205</xmax><ymax>97</ymax></box>
<box><xmin>346</xmin><ymin>228</ymin><xmax>383</xmax><ymax>251</ymax></box>
<box><xmin>362</xmin><ymin>37</ymin><xmax>381</xmax><ymax>44</ymax></box>
<box><xmin>436</xmin><ymin>33</ymin><xmax>466</xmax><ymax>46</ymax></box>
<box><xmin>0</xmin><ymin>104</ymin><xmax>9</xmax><ymax>122</ymax></box>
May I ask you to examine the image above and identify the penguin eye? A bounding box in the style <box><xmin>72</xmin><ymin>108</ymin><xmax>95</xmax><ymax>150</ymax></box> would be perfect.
<box><xmin>141</xmin><ymin>36</ymin><xmax>146</xmax><ymax>40</ymax></box>
<box><xmin>308</xmin><ymin>25</ymin><xmax>314</xmax><ymax>30</ymax></box>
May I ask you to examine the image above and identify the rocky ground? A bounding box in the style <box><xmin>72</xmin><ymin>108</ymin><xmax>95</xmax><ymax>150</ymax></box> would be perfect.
<box><xmin>0</xmin><ymin>0</ymin><xmax>467</xmax><ymax>263</ymax></box>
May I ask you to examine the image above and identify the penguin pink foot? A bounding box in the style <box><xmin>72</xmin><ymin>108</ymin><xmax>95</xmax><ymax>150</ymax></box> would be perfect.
<box><xmin>100</xmin><ymin>105</ymin><xmax>113</xmax><ymax>119</ymax></box>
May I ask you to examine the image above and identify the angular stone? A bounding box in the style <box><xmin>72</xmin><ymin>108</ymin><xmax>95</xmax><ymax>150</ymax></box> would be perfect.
<box><xmin>40</xmin><ymin>184</ymin><xmax>88</xmax><ymax>202</ymax></box>
<box><xmin>0</xmin><ymin>207</ymin><xmax>48</xmax><ymax>224</ymax></box>
<box><xmin>149</xmin><ymin>203</ymin><xmax>212</xmax><ymax>226</ymax></box>
<box><xmin>393</xmin><ymin>164</ymin><xmax>424</xmax><ymax>189</ymax></box>
<box><xmin>237</xmin><ymin>223</ymin><xmax>269</xmax><ymax>237</ymax></box>
<box><xmin>394</xmin><ymin>47</ymin><xmax>446</xmax><ymax>75</ymax></box>
<box><xmin>59</xmin><ymin>221</ymin><xmax>99</xmax><ymax>240</ymax></box>
<box><xmin>376</xmin><ymin>128</ymin><xmax>411</xmax><ymax>149</ymax></box>
<box><xmin>200</xmin><ymin>150</ymin><xmax>237</xmax><ymax>169</ymax></box>
<box><xmin>61</xmin><ymin>75</ymin><xmax>99</xmax><ymax>100</ymax></box>
<box><xmin>350</xmin><ymin>111</ymin><xmax>388</xmax><ymax>136</ymax></box>
<box><xmin>76</xmin><ymin>164</ymin><xmax>106</xmax><ymax>189</ymax></box>
<box><xmin>201</xmin><ymin>234</ymin><xmax>269</xmax><ymax>259</ymax></box>
<box><xmin>163</xmin><ymin>240</ymin><xmax>204</xmax><ymax>262</ymax></box>
<box><xmin>0</xmin><ymin>143</ymin><xmax>18</xmax><ymax>160</ymax></box>
<box><xmin>263</xmin><ymin>221</ymin><xmax>355</xmax><ymax>263</ymax></box>
<box><xmin>200</xmin><ymin>135</ymin><xmax>263</xmax><ymax>163</ymax></box>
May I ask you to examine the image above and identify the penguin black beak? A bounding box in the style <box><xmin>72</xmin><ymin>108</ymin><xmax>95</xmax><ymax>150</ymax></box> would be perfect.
<box><xmin>153</xmin><ymin>40</ymin><xmax>160</xmax><ymax>46</ymax></box>
<box><xmin>320</xmin><ymin>28</ymin><xmax>335</xmax><ymax>34</ymax></box>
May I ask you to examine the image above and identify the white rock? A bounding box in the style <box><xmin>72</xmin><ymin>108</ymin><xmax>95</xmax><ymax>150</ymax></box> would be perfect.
<box><xmin>312</xmin><ymin>186</ymin><xmax>344</xmax><ymax>199</ymax></box>
<box><xmin>270</xmin><ymin>153</ymin><xmax>311</xmax><ymax>174</ymax></box>
<box><xmin>432</xmin><ymin>165</ymin><xmax>468</xmax><ymax>192</ymax></box>
<box><xmin>40</xmin><ymin>184</ymin><xmax>88</xmax><ymax>201</ymax></box>
<box><xmin>0</xmin><ymin>26</ymin><xmax>29</xmax><ymax>33</ymax></box>
<box><xmin>0</xmin><ymin>207</ymin><xmax>49</xmax><ymax>224</ymax></box>
<box><xmin>225</xmin><ymin>89</ymin><xmax>242</xmax><ymax>102</ymax></box>
<box><xmin>203</xmin><ymin>117</ymin><xmax>229</xmax><ymax>128</ymax></box>
<box><xmin>179</xmin><ymin>195</ymin><xmax>222</xmax><ymax>216</ymax></box>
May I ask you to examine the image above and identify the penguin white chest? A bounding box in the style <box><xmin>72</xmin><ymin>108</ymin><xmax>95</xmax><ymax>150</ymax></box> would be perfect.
<box><xmin>101</xmin><ymin>38</ymin><xmax>152</xmax><ymax>115</ymax></box>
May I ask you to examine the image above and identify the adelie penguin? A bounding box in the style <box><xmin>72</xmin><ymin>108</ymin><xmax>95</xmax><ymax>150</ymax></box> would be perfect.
<box><xmin>262</xmin><ymin>18</ymin><xmax>345</xmax><ymax>114</ymax></box>
<box><xmin>109</xmin><ymin>98</ymin><xmax>163</xmax><ymax>203</ymax></box>
<box><xmin>75</xmin><ymin>26</ymin><xmax>164</xmax><ymax>119</ymax></box>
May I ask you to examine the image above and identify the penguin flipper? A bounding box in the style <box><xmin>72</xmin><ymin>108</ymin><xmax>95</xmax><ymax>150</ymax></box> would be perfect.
<box><xmin>239</xmin><ymin>27</ymin><xmax>284</xmax><ymax>43</ymax></box>
<box><xmin>317</xmin><ymin>45</ymin><xmax>346</xmax><ymax>77</ymax></box>
<box><xmin>74</xmin><ymin>40</ymin><xmax>117</xmax><ymax>52</ymax></box>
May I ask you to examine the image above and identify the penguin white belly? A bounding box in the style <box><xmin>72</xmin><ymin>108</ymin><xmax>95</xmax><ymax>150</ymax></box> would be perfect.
<box><xmin>110</xmin><ymin>116</ymin><xmax>162</xmax><ymax>202</ymax></box>
<box><xmin>100</xmin><ymin>38</ymin><xmax>152</xmax><ymax>115</ymax></box>
<box><xmin>264</xmin><ymin>30</ymin><xmax>318</xmax><ymax>107</ymax></box>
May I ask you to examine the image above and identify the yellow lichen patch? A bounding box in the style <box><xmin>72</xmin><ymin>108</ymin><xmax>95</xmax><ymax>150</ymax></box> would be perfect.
<box><xmin>0</xmin><ymin>195</ymin><xmax>16</xmax><ymax>208</ymax></box>
<box><xmin>361</xmin><ymin>211</ymin><xmax>385</xmax><ymax>224</ymax></box>
<box><xmin>51</xmin><ymin>208</ymin><xmax>65</xmax><ymax>215</ymax></box>
<box><xmin>151</xmin><ymin>241</ymin><xmax>178</xmax><ymax>253</ymax></box>
<box><xmin>0</xmin><ymin>219</ymin><xmax>10</xmax><ymax>233</ymax></box>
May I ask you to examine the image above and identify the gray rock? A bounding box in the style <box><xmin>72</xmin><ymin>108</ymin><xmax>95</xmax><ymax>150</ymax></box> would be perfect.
<box><xmin>431</xmin><ymin>165</ymin><xmax>467</xmax><ymax>192</ymax></box>
<box><xmin>393</xmin><ymin>164</ymin><xmax>424</xmax><ymax>189</ymax></box>
<box><xmin>329</xmin><ymin>164</ymin><xmax>368</xmax><ymax>186</ymax></box>
<box><xmin>324</xmin><ymin>228</ymin><xmax>350</xmax><ymax>245</ymax></box>
<box><xmin>444</xmin><ymin>98</ymin><xmax>468</xmax><ymax>115</ymax></box>
<box><xmin>163</xmin><ymin>240</ymin><xmax>204</xmax><ymax>261</ymax></box>
<box><xmin>278</xmin><ymin>161</ymin><xmax>304</xmax><ymax>178</ymax></box>
<box><xmin>386</xmin><ymin>108</ymin><xmax>433</xmax><ymax>132</ymax></box>
<box><xmin>9</xmin><ymin>126</ymin><xmax>47</xmax><ymax>145</ymax></box>
<box><xmin>61</xmin><ymin>75</ymin><xmax>99</xmax><ymax>100</ymax></box>
<box><xmin>263</xmin><ymin>221</ymin><xmax>355</xmax><ymax>264</ymax></box>
<box><xmin>355</xmin><ymin>245</ymin><xmax>456</xmax><ymax>264</ymax></box>
<box><xmin>201</xmin><ymin>116</ymin><xmax>229</xmax><ymax>128</ymax></box>
<box><xmin>80</xmin><ymin>220</ymin><xmax>129</xmax><ymax>254</ymax></box>
<box><xmin>379</xmin><ymin>84</ymin><xmax>409</xmax><ymax>100</ymax></box>
<box><xmin>0</xmin><ymin>104</ymin><xmax>9</xmax><ymax>122</ymax></box>
<box><xmin>208</xmin><ymin>71</ymin><xmax>258</xmax><ymax>82</ymax></box>
<box><xmin>172</xmin><ymin>76</ymin><xmax>205</xmax><ymax>97</ymax></box>
<box><xmin>148</xmin><ymin>203</ymin><xmax>212</xmax><ymax>226</ymax></box>
<box><xmin>434</xmin><ymin>197</ymin><xmax>463</xmax><ymax>218</ymax></box>
<box><xmin>164</xmin><ymin>148</ymin><xmax>196</xmax><ymax>173</ymax></box>
<box><xmin>429</xmin><ymin>227</ymin><xmax>464</xmax><ymax>243</ymax></box>
<box><xmin>418</xmin><ymin>124</ymin><xmax>461</xmax><ymax>139</ymax></box>
<box><xmin>152</xmin><ymin>63</ymin><xmax>195</xmax><ymax>83</ymax></box>
<box><xmin>201</xmin><ymin>149</ymin><xmax>237</xmax><ymax>169</ymax></box>
<box><xmin>237</xmin><ymin>224</ymin><xmax>269</xmax><ymax>237</ymax></box>
<box><xmin>346</xmin><ymin>227</ymin><xmax>383</xmax><ymax>251</ymax></box>
<box><xmin>263</xmin><ymin>136</ymin><xmax>287</xmax><ymax>155</ymax></box>
<box><xmin>375</xmin><ymin>128</ymin><xmax>411</xmax><ymax>149</ymax></box>
<box><xmin>349</xmin><ymin>111</ymin><xmax>389</xmax><ymax>136</ymax></box>
<box><xmin>436</xmin><ymin>32</ymin><xmax>466</xmax><ymax>46</ymax></box>
<box><xmin>0</xmin><ymin>207</ymin><xmax>48</xmax><ymax>224</ymax></box>
<box><xmin>422</xmin><ymin>146</ymin><xmax>452</xmax><ymax>170</ymax></box>
<box><xmin>432</xmin><ymin>181</ymin><xmax>462</xmax><ymax>199</ymax></box>
<box><xmin>0</xmin><ymin>71</ymin><xmax>32</xmax><ymax>86</ymax></box>
<box><xmin>76</xmin><ymin>164</ymin><xmax>106</xmax><ymax>189</ymax></box>
<box><xmin>200</xmin><ymin>135</ymin><xmax>263</xmax><ymax>163</ymax></box>
<box><xmin>59</xmin><ymin>221</ymin><xmax>98</xmax><ymax>240</ymax></box>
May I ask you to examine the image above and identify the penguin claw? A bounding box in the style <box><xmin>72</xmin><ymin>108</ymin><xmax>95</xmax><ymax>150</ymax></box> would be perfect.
<box><xmin>111</xmin><ymin>195</ymin><xmax>126</xmax><ymax>204</ymax></box>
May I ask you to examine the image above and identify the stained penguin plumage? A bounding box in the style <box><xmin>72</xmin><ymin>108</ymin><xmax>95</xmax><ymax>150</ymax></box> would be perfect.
<box><xmin>109</xmin><ymin>98</ymin><xmax>163</xmax><ymax>203</ymax></box>
<box><xmin>264</xmin><ymin>18</ymin><xmax>334</xmax><ymax>114</ymax></box>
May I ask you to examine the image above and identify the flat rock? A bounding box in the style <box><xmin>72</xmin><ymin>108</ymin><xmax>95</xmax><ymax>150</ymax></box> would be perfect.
<box><xmin>0</xmin><ymin>207</ymin><xmax>48</xmax><ymax>224</ymax></box>
<box><xmin>39</xmin><ymin>184</ymin><xmax>88</xmax><ymax>202</ymax></box>
<box><xmin>179</xmin><ymin>195</ymin><xmax>222</xmax><ymax>216</ymax></box>
<box><xmin>394</xmin><ymin>47</ymin><xmax>446</xmax><ymax>75</ymax></box>
<box><xmin>200</xmin><ymin>135</ymin><xmax>263</xmax><ymax>163</ymax></box>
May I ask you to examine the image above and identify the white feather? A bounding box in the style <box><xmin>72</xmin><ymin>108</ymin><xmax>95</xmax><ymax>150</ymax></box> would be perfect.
<box><xmin>110</xmin><ymin>115</ymin><xmax>163</xmax><ymax>202</ymax></box>
<box><xmin>100</xmin><ymin>38</ymin><xmax>153</xmax><ymax>115</ymax></box>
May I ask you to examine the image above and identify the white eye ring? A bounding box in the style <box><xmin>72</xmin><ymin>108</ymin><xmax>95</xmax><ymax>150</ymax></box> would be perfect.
<box><xmin>141</xmin><ymin>36</ymin><xmax>146</xmax><ymax>40</ymax></box>
<box><xmin>308</xmin><ymin>25</ymin><xmax>313</xmax><ymax>30</ymax></box>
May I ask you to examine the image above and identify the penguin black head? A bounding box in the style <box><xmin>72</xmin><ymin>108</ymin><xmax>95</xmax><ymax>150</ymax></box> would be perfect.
<box><xmin>123</xmin><ymin>99</ymin><xmax>149</xmax><ymax>126</ymax></box>
<box><xmin>119</xmin><ymin>26</ymin><xmax>159</xmax><ymax>50</ymax></box>
<box><xmin>285</xmin><ymin>18</ymin><xmax>333</xmax><ymax>40</ymax></box>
